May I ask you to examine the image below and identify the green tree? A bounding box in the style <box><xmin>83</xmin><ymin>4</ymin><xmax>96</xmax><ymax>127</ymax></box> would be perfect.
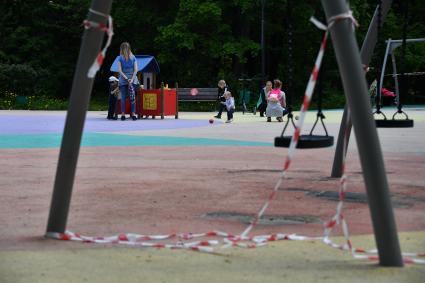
<box><xmin>0</xmin><ymin>0</ymin><xmax>424</xmax><ymax>107</ymax></box>
<box><xmin>154</xmin><ymin>0</ymin><xmax>260</xmax><ymax>87</ymax></box>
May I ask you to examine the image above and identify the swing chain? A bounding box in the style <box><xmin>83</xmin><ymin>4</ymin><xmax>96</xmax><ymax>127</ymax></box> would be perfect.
<box><xmin>309</xmin><ymin>110</ymin><xmax>330</xmax><ymax>136</ymax></box>
<box><xmin>280</xmin><ymin>112</ymin><xmax>297</xmax><ymax>136</ymax></box>
<box><xmin>373</xmin><ymin>108</ymin><xmax>388</xmax><ymax>120</ymax></box>
<box><xmin>392</xmin><ymin>109</ymin><xmax>410</xmax><ymax>120</ymax></box>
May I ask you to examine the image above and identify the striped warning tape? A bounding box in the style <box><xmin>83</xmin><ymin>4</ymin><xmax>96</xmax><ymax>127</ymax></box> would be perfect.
<box><xmin>84</xmin><ymin>8</ymin><xmax>114</xmax><ymax>78</ymax></box>
<box><xmin>45</xmin><ymin>229</ymin><xmax>425</xmax><ymax>263</ymax></box>
<box><xmin>314</xmin><ymin>10</ymin><xmax>355</xmax><ymax>258</ymax></box>
<box><xmin>238</xmin><ymin>16</ymin><xmax>329</xmax><ymax>240</ymax></box>
<box><xmin>45</xmin><ymin>230</ymin><xmax>318</xmax><ymax>254</ymax></box>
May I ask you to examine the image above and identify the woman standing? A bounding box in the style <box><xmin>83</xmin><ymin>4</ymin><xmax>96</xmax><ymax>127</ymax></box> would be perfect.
<box><xmin>117</xmin><ymin>42</ymin><xmax>139</xmax><ymax>120</ymax></box>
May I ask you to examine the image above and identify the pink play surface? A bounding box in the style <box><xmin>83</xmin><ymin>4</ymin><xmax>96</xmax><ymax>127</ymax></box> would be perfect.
<box><xmin>1</xmin><ymin>145</ymin><xmax>424</xmax><ymax>250</ymax></box>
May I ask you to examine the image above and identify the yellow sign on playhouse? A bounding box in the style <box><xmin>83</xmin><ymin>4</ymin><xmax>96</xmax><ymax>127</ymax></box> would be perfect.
<box><xmin>143</xmin><ymin>93</ymin><xmax>157</xmax><ymax>110</ymax></box>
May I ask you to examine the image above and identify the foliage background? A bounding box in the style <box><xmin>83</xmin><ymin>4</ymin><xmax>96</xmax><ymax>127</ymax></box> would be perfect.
<box><xmin>0</xmin><ymin>0</ymin><xmax>424</xmax><ymax>110</ymax></box>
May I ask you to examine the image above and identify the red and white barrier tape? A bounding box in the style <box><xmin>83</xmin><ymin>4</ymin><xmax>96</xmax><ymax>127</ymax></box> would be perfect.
<box><xmin>322</xmin><ymin>103</ymin><xmax>356</xmax><ymax>257</ymax></box>
<box><xmin>45</xmin><ymin>11</ymin><xmax>424</xmax><ymax>264</ymax></box>
<box><xmin>239</xmin><ymin>19</ymin><xmax>329</xmax><ymax>240</ymax></box>
<box><xmin>310</xmin><ymin>12</ymin><xmax>360</xmax><ymax>262</ymax></box>
<box><xmin>45</xmin><ymin>230</ymin><xmax>317</xmax><ymax>254</ymax></box>
<box><xmin>84</xmin><ymin>8</ymin><xmax>114</xmax><ymax>78</ymax></box>
<box><xmin>320</xmin><ymin>85</ymin><xmax>425</xmax><ymax>265</ymax></box>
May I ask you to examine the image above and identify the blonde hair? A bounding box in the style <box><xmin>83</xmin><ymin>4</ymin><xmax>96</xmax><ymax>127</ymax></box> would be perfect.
<box><xmin>120</xmin><ymin>42</ymin><xmax>132</xmax><ymax>60</ymax></box>
<box><xmin>218</xmin><ymin>80</ymin><xmax>226</xmax><ymax>88</ymax></box>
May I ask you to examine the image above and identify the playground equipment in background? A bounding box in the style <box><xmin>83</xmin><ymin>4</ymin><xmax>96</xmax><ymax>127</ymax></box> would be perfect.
<box><xmin>372</xmin><ymin>1</ymin><xmax>418</xmax><ymax>128</ymax></box>
<box><xmin>332</xmin><ymin>0</ymin><xmax>420</xmax><ymax>180</ymax></box>
<box><xmin>239</xmin><ymin>88</ymin><xmax>253</xmax><ymax>114</ymax></box>
<box><xmin>372</xmin><ymin>38</ymin><xmax>423</xmax><ymax>127</ymax></box>
<box><xmin>238</xmin><ymin>77</ymin><xmax>257</xmax><ymax>115</ymax></box>
<box><xmin>139</xmin><ymin>83</ymin><xmax>178</xmax><ymax>119</ymax></box>
<box><xmin>111</xmin><ymin>55</ymin><xmax>175</xmax><ymax>118</ymax></box>
<box><xmin>115</xmin><ymin>83</ymin><xmax>178</xmax><ymax>119</ymax></box>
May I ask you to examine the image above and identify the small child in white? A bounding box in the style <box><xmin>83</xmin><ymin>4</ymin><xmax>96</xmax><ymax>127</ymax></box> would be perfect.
<box><xmin>224</xmin><ymin>91</ymin><xmax>235</xmax><ymax>123</ymax></box>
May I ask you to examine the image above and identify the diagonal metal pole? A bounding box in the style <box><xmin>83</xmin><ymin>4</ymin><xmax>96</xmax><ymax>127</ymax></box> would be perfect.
<box><xmin>321</xmin><ymin>0</ymin><xmax>403</xmax><ymax>266</ymax></box>
<box><xmin>46</xmin><ymin>0</ymin><xmax>113</xmax><ymax>234</ymax></box>
<box><xmin>331</xmin><ymin>0</ymin><xmax>392</xmax><ymax>177</ymax></box>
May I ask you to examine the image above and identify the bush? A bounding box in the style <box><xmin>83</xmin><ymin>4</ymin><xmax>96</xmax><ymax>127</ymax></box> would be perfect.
<box><xmin>0</xmin><ymin>91</ymin><xmax>68</xmax><ymax>110</ymax></box>
<box><xmin>0</xmin><ymin>64</ymin><xmax>49</xmax><ymax>98</ymax></box>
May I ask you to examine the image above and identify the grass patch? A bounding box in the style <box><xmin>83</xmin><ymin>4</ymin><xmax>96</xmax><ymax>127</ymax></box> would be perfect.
<box><xmin>0</xmin><ymin>92</ymin><xmax>109</xmax><ymax>111</ymax></box>
<box><xmin>0</xmin><ymin>91</ymin><xmax>68</xmax><ymax>110</ymax></box>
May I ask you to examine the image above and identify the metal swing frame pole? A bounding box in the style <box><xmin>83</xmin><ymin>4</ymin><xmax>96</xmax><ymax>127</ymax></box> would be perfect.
<box><xmin>331</xmin><ymin>0</ymin><xmax>392</xmax><ymax>178</ymax></box>
<box><xmin>46</xmin><ymin>0</ymin><xmax>113</xmax><ymax>234</ymax></box>
<box><xmin>261</xmin><ymin>0</ymin><xmax>266</xmax><ymax>81</ymax></box>
<box><xmin>398</xmin><ymin>0</ymin><xmax>408</xmax><ymax>114</ymax></box>
<box><xmin>321</xmin><ymin>0</ymin><xmax>403</xmax><ymax>266</ymax></box>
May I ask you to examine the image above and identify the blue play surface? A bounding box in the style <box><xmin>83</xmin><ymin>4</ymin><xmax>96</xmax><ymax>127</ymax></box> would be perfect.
<box><xmin>0</xmin><ymin>115</ymin><xmax>211</xmax><ymax>135</ymax></box>
<box><xmin>0</xmin><ymin>114</ymin><xmax>271</xmax><ymax>149</ymax></box>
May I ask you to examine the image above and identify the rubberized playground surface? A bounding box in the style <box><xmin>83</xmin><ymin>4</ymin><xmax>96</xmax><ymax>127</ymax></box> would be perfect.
<box><xmin>1</xmin><ymin>108</ymin><xmax>424</xmax><ymax>282</ymax></box>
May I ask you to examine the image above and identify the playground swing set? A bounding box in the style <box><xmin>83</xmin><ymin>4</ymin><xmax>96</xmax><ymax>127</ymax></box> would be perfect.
<box><xmin>45</xmin><ymin>0</ymin><xmax>425</xmax><ymax>267</ymax></box>
<box><xmin>372</xmin><ymin>0</ymin><xmax>419</xmax><ymax>128</ymax></box>
<box><xmin>373</xmin><ymin>37</ymin><xmax>424</xmax><ymax>127</ymax></box>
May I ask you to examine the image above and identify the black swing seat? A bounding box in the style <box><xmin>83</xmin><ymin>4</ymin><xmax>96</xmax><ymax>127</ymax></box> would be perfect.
<box><xmin>375</xmin><ymin>118</ymin><xmax>414</xmax><ymax>128</ymax></box>
<box><xmin>374</xmin><ymin>110</ymin><xmax>414</xmax><ymax>128</ymax></box>
<box><xmin>275</xmin><ymin>111</ymin><xmax>334</xmax><ymax>149</ymax></box>
<box><xmin>275</xmin><ymin>135</ymin><xmax>334</xmax><ymax>149</ymax></box>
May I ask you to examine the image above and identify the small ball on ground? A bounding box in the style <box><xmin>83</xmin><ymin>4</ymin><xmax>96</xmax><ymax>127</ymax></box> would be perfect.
<box><xmin>209</xmin><ymin>119</ymin><xmax>214</xmax><ymax>124</ymax></box>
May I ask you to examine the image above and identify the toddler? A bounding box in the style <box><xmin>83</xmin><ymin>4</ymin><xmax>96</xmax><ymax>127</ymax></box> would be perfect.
<box><xmin>224</xmin><ymin>91</ymin><xmax>235</xmax><ymax>123</ymax></box>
